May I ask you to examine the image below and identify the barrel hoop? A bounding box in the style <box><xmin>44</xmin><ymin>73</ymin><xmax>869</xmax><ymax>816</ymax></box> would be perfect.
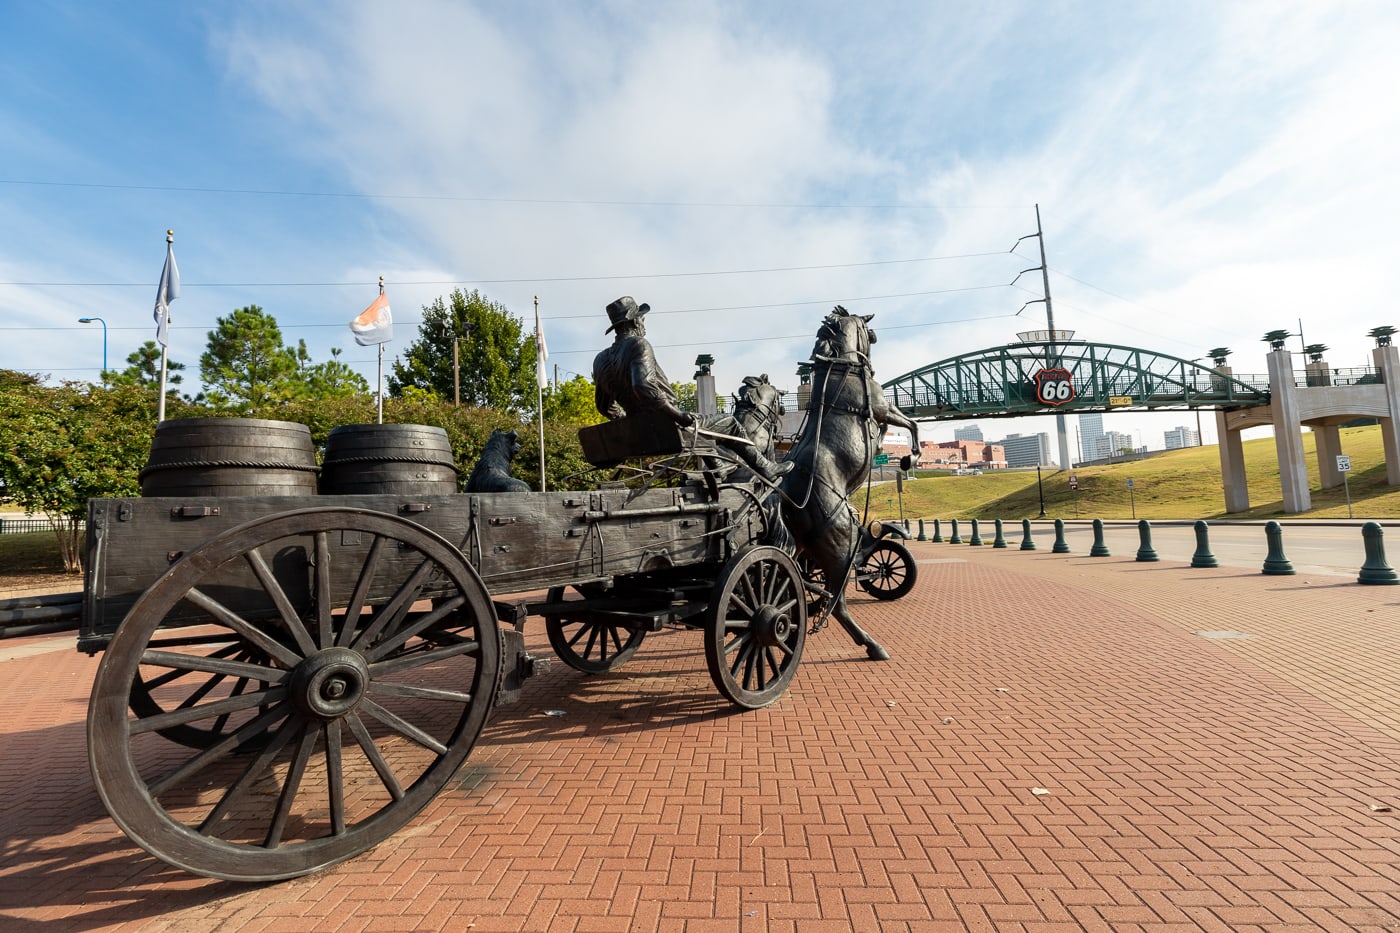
<box><xmin>139</xmin><ymin>459</ymin><xmax>323</xmax><ymax>481</ymax></box>
<box><xmin>322</xmin><ymin>454</ymin><xmax>460</xmax><ymax>472</ymax></box>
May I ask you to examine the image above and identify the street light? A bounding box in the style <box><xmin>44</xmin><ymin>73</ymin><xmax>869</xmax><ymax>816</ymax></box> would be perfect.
<box><xmin>1036</xmin><ymin>464</ymin><xmax>1046</xmax><ymax>518</ymax></box>
<box><xmin>78</xmin><ymin>317</ymin><xmax>107</xmax><ymax>374</ymax></box>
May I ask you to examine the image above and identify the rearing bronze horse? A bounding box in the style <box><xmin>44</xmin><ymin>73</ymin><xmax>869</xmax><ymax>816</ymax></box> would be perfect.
<box><xmin>777</xmin><ymin>306</ymin><xmax>920</xmax><ymax>660</ymax></box>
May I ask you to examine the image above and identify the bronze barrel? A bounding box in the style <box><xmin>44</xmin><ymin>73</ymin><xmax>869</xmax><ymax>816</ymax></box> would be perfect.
<box><xmin>139</xmin><ymin>417</ymin><xmax>319</xmax><ymax>497</ymax></box>
<box><xmin>319</xmin><ymin>423</ymin><xmax>459</xmax><ymax>495</ymax></box>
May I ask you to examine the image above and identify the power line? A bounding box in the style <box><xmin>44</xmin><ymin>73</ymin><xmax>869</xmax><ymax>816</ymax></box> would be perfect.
<box><xmin>0</xmin><ymin>250</ymin><xmax>1016</xmax><ymax>288</ymax></box>
<box><xmin>0</xmin><ymin>177</ymin><xmax>1020</xmax><ymax>212</ymax></box>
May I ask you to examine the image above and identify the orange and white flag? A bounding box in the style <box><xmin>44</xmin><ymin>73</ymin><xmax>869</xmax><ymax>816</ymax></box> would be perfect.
<box><xmin>350</xmin><ymin>286</ymin><xmax>393</xmax><ymax>346</ymax></box>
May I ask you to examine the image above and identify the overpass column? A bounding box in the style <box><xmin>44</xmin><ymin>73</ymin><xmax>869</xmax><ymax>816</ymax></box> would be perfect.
<box><xmin>1216</xmin><ymin>409</ymin><xmax>1249</xmax><ymax>512</ymax></box>
<box><xmin>1267</xmin><ymin>346</ymin><xmax>1311</xmax><ymax>513</ymax></box>
<box><xmin>1371</xmin><ymin>343</ymin><xmax>1400</xmax><ymax>485</ymax></box>
<box><xmin>1315</xmin><ymin>426</ymin><xmax>1344</xmax><ymax>488</ymax></box>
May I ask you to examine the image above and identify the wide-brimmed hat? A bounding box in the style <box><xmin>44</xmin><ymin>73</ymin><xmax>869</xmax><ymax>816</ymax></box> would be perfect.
<box><xmin>605</xmin><ymin>296</ymin><xmax>650</xmax><ymax>333</ymax></box>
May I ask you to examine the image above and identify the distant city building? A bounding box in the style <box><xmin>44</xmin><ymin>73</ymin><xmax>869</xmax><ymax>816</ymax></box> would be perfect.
<box><xmin>1164</xmin><ymin>426</ymin><xmax>1200</xmax><ymax>449</ymax></box>
<box><xmin>953</xmin><ymin>424</ymin><xmax>983</xmax><ymax>441</ymax></box>
<box><xmin>1099</xmin><ymin>430</ymin><xmax>1135</xmax><ymax>458</ymax></box>
<box><xmin>1078</xmin><ymin>412</ymin><xmax>1105</xmax><ymax>463</ymax></box>
<box><xmin>994</xmin><ymin>432</ymin><xmax>1052</xmax><ymax>468</ymax></box>
<box><xmin>917</xmin><ymin>440</ymin><xmax>1007</xmax><ymax>471</ymax></box>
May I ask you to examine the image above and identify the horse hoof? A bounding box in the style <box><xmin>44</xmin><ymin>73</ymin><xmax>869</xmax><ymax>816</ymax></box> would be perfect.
<box><xmin>866</xmin><ymin>644</ymin><xmax>890</xmax><ymax>661</ymax></box>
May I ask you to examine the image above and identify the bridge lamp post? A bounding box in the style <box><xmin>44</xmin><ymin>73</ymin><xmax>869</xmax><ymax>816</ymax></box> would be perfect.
<box><xmin>78</xmin><ymin>317</ymin><xmax>108</xmax><ymax>376</ymax></box>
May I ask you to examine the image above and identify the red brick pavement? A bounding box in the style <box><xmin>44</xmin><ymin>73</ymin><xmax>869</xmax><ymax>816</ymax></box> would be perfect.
<box><xmin>2</xmin><ymin>541</ymin><xmax>1398</xmax><ymax>931</ymax></box>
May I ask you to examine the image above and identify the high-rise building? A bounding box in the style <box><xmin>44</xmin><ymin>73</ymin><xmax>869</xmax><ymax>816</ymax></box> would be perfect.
<box><xmin>1164</xmin><ymin>426</ymin><xmax>1200</xmax><ymax>449</ymax></box>
<box><xmin>953</xmin><ymin>424</ymin><xmax>983</xmax><ymax>442</ymax></box>
<box><xmin>1100</xmin><ymin>430</ymin><xmax>1136</xmax><ymax>458</ymax></box>
<box><xmin>1078</xmin><ymin>413</ymin><xmax>1105</xmax><ymax>463</ymax></box>
<box><xmin>995</xmin><ymin>432</ymin><xmax>1052</xmax><ymax>467</ymax></box>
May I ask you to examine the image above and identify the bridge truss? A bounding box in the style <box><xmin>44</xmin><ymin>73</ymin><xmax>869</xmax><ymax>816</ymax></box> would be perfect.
<box><xmin>882</xmin><ymin>341</ymin><xmax>1270</xmax><ymax>420</ymax></box>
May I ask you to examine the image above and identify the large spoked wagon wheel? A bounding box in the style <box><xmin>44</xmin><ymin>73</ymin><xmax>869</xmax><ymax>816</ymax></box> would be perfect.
<box><xmin>88</xmin><ymin>507</ymin><xmax>500</xmax><ymax>882</ymax></box>
<box><xmin>544</xmin><ymin>584</ymin><xmax>646</xmax><ymax>674</ymax></box>
<box><xmin>856</xmin><ymin>540</ymin><xmax>918</xmax><ymax>601</ymax></box>
<box><xmin>126</xmin><ymin>639</ymin><xmax>276</xmax><ymax>750</ymax></box>
<box><xmin>704</xmin><ymin>546</ymin><xmax>807</xmax><ymax>709</ymax></box>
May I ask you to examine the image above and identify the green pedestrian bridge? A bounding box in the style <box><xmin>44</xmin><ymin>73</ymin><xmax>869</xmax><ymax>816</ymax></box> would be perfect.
<box><xmin>881</xmin><ymin>340</ymin><xmax>1270</xmax><ymax>420</ymax></box>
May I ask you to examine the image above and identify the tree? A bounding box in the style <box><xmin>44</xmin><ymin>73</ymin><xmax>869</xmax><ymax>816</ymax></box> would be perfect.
<box><xmin>105</xmin><ymin>340</ymin><xmax>186</xmax><ymax>395</ymax></box>
<box><xmin>542</xmin><ymin>375</ymin><xmax>605</xmax><ymax>426</ymax></box>
<box><xmin>0</xmin><ymin>378</ymin><xmax>153</xmax><ymax>571</ymax></box>
<box><xmin>293</xmin><ymin>344</ymin><xmax>370</xmax><ymax>400</ymax></box>
<box><xmin>388</xmin><ymin>289</ymin><xmax>536</xmax><ymax>414</ymax></box>
<box><xmin>199</xmin><ymin>305</ymin><xmax>300</xmax><ymax>411</ymax></box>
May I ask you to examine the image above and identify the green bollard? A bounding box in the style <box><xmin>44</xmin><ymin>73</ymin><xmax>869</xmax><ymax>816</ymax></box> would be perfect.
<box><xmin>1190</xmin><ymin>520</ymin><xmax>1219</xmax><ymax>568</ymax></box>
<box><xmin>932</xmin><ymin>518</ymin><xmax>943</xmax><ymax>543</ymax></box>
<box><xmin>917</xmin><ymin>519</ymin><xmax>927</xmax><ymax>542</ymax></box>
<box><xmin>1052</xmin><ymin>518</ymin><xmax>1071</xmax><ymax>553</ymax></box>
<box><xmin>1262</xmin><ymin>520</ymin><xmax>1296</xmax><ymax>575</ymax></box>
<box><xmin>1020</xmin><ymin>519</ymin><xmax>1037</xmax><ymax>551</ymax></box>
<box><xmin>1358</xmin><ymin>522</ymin><xmax>1400</xmax><ymax>584</ymax></box>
<box><xmin>969</xmin><ymin>518</ymin><xmax>983</xmax><ymax>546</ymax></box>
<box><xmin>1090</xmin><ymin>518</ymin><xmax>1111</xmax><ymax>557</ymax></box>
<box><xmin>949</xmin><ymin>518</ymin><xmax>963</xmax><ymax>544</ymax></box>
<box><xmin>992</xmin><ymin>518</ymin><xmax>1007</xmax><ymax>549</ymax></box>
<box><xmin>1136</xmin><ymin>519</ymin><xmax>1159</xmax><ymax>562</ymax></box>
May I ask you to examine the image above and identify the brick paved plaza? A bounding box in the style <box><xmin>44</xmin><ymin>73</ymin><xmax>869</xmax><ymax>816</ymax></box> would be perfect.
<box><xmin>2</xmin><ymin>540</ymin><xmax>1398</xmax><ymax>931</ymax></box>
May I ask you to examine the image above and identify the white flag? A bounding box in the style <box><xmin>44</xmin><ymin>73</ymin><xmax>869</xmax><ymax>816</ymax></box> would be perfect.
<box><xmin>350</xmin><ymin>287</ymin><xmax>393</xmax><ymax>346</ymax></box>
<box><xmin>534</xmin><ymin>298</ymin><xmax>549</xmax><ymax>389</ymax></box>
<box><xmin>153</xmin><ymin>236</ymin><xmax>180</xmax><ymax>348</ymax></box>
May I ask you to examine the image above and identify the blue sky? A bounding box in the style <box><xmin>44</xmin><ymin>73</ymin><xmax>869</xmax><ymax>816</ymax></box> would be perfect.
<box><xmin>4</xmin><ymin>1</ymin><xmax>1398</xmax><ymax>460</ymax></box>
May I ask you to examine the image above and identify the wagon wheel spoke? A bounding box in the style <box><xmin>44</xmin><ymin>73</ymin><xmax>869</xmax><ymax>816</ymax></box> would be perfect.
<box><xmin>544</xmin><ymin>585</ymin><xmax>647</xmax><ymax>675</ymax></box>
<box><xmin>244</xmin><ymin>546</ymin><xmax>318</xmax><ymax>657</ymax></box>
<box><xmin>337</xmin><ymin>534</ymin><xmax>388</xmax><ymax>648</ymax></box>
<box><xmin>89</xmin><ymin>507</ymin><xmax>500</xmax><ymax>882</ymax></box>
<box><xmin>705</xmin><ymin>547</ymin><xmax>807</xmax><ymax>709</ymax></box>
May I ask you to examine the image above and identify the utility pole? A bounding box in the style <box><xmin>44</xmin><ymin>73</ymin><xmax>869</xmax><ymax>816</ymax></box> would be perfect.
<box><xmin>1013</xmin><ymin>204</ymin><xmax>1072</xmax><ymax>472</ymax></box>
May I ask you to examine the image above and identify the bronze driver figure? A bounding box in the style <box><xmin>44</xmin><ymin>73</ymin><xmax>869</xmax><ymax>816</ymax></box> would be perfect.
<box><xmin>593</xmin><ymin>296</ymin><xmax>794</xmax><ymax>483</ymax></box>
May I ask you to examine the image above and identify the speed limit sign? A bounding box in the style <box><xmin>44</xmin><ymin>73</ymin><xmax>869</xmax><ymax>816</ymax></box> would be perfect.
<box><xmin>1034</xmin><ymin>367</ymin><xmax>1075</xmax><ymax>406</ymax></box>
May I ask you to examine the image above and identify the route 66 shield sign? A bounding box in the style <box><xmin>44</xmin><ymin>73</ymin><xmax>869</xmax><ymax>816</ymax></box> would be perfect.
<box><xmin>1034</xmin><ymin>367</ymin><xmax>1075</xmax><ymax>406</ymax></box>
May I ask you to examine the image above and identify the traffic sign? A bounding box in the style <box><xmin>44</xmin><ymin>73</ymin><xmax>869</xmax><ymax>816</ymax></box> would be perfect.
<box><xmin>1126</xmin><ymin>477</ymin><xmax>1134</xmax><ymax>488</ymax></box>
<box><xmin>873</xmin><ymin>453</ymin><xmax>890</xmax><ymax>466</ymax></box>
<box><xmin>1337</xmin><ymin>455</ymin><xmax>1352</xmax><ymax>473</ymax></box>
<box><xmin>1069</xmin><ymin>478</ymin><xmax>1079</xmax><ymax>490</ymax></box>
<box><xmin>1034</xmin><ymin>367</ymin><xmax>1075</xmax><ymax>406</ymax></box>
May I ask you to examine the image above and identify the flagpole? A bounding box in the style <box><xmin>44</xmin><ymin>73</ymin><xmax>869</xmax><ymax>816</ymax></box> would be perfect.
<box><xmin>535</xmin><ymin>295</ymin><xmax>546</xmax><ymax>493</ymax></box>
<box><xmin>377</xmin><ymin>275</ymin><xmax>385</xmax><ymax>424</ymax></box>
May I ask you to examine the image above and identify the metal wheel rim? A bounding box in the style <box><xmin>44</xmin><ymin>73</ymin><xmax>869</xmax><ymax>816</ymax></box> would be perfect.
<box><xmin>857</xmin><ymin>540</ymin><xmax>917</xmax><ymax>601</ymax></box>
<box><xmin>704</xmin><ymin>546</ymin><xmax>807</xmax><ymax>709</ymax></box>
<box><xmin>88</xmin><ymin>507</ymin><xmax>499</xmax><ymax>882</ymax></box>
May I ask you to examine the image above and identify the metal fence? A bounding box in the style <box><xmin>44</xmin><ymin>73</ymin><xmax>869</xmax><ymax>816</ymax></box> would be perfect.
<box><xmin>0</xmin><ymin>518</ymin><xmax>80</xmax><ymax>535</ymax></box>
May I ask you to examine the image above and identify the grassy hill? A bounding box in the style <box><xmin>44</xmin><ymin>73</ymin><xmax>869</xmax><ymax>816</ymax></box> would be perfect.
<box><xmin>864</xmin><ymin>423</ymin><xmax>1400</xmax><ymax>524</ymax></box>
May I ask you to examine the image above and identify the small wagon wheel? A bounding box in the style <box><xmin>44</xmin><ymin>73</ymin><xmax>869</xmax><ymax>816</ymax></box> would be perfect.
<box><xmin>544</xmin><ymin>584</ymin><xmax>647</xmax><ymax>674</ymax></box>
<box><xmin>704</xmin><ymin>546</ymin><xmax>807</xmax><ymax>709</ymax></box>
<box><xmin>88</xmin><ymin>507</ymin><xmax>500</xmax><ymax>882</ymax></box>
<box><xmin>855</xmin><ymin>539</ymin><xmax>918</xmax><ymax>601</ymax></box>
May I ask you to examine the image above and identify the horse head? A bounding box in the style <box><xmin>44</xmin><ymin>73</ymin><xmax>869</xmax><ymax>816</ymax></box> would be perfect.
<box><xmin>734</xmin><ymin>374</ymin><xmax>785</xmax><ymax>428</ymax></box>
<box><xmin>811</xmin><ymin>305</ymin><xmax>875</xmax><ymax>368</ymax></box>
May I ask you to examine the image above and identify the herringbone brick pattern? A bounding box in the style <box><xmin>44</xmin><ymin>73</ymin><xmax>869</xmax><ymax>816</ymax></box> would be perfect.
<box><xmin>2</xmin><ymin>542</ymin><xmax>1398</xmax><ymax>931</ymax></box>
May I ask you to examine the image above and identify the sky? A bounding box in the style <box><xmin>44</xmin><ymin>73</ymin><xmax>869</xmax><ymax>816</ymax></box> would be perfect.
<box><xmin>3</xmin><ymin>1</ymin><xmax>1399</xmax><ymax>465</ymax></box>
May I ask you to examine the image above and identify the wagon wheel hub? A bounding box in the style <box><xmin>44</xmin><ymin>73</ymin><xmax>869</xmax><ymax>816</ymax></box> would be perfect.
<box><xmin>290</xmin><ymin>647</ymin><xmax>370</xmax><ymax>721</ymax></box>
<box><xmin>751</xmin><ymin>604</ymin><xmax>792</xmax><ymax>648</ymax></box>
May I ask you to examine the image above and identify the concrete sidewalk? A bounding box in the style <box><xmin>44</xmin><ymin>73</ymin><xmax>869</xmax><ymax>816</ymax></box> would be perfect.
<box><xmin>1</xmin><ymin>541</ymin><xmax>1398</xmax><ymax>931</ymax></box>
